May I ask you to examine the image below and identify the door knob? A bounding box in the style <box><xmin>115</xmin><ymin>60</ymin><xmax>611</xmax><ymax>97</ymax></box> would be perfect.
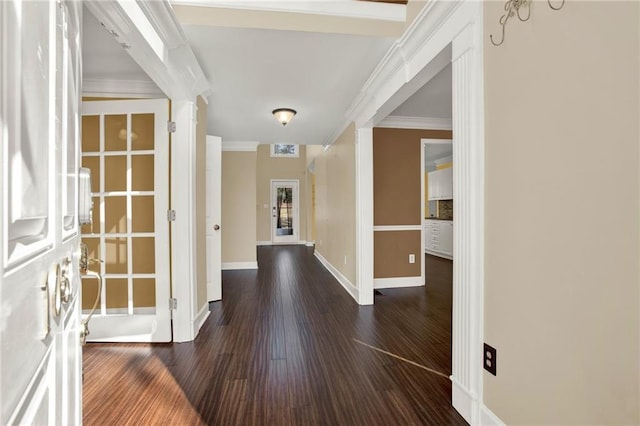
<box><xmin>214</xmin><ymin>224</ymin><xmax>220</xmax><ymax>231</ymax></box>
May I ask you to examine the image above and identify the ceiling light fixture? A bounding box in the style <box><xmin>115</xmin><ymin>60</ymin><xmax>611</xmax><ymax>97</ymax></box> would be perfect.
<box><xmin>272</xmin><ymin>108</ymin><xmax>297</xmax><ymax>126</ymax></box>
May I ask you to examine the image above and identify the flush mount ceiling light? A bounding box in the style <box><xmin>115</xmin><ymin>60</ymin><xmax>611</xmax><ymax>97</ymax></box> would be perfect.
<box><xmin>272</xmin><ymin>108</ymin><xmax>297</xmax><ymax>126</ymax></box>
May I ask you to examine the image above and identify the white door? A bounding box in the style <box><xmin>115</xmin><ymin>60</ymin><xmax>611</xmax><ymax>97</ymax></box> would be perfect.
<box><xmin>206</xmin><ymin>135</ymin><xmax>222</xmax><ymax>302</ymax></box>
<box><xmin>271</xmin><ymin>180</ymin><xmax>300</xmax><ymax>244</ymax></box>
<box><xmin>1</xmin><ymin>0</ymin><xmax>82</xmax><ymax>423</ymax></box>
<box><xmin>80</xmin><ymin>99</ymin><xmax>171</xmax><ymax>342</ymax></box>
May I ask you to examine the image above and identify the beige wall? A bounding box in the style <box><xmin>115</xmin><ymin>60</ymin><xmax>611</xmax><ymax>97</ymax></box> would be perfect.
<box><xmin>373</xmin><ymin>127</ymin><xmax>452</xmax><ymax>278</ymax></box>
<box><xmin>256</xmin><ymin>144</ymin><xmax>308</xmax><ymax>243</ymax></box>
<box><xmin>483</xmin><ymin>1</ymin><xmax>639</xmax><ymax>424</ymax></box>
<box><xmin>195</xmin><ymin>96</ymin><xmax>207</xmax><ymax>309</ymax></box>
<box><xmin>315</xmin><ymin>123</ymin><xmax>356</xmax><ymax>284</ymax></box>
<box><xmin>222</xmin><ymin>151</ymin><xmax>257</xmax><ymax>263</ymax></box>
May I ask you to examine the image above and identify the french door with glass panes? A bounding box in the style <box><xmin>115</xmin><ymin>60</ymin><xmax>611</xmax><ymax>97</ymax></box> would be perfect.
<box><xmin>81</xmin><ymin>99</ymin><xmax>171</xmax><ymax>342</ymax></box>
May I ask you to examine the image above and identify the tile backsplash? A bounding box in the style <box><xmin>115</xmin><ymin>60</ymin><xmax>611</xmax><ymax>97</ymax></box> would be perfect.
<box><xmin>438</xmin><ymin>200</ymin><xmax>453</xmax><ymax>220</ymax></box>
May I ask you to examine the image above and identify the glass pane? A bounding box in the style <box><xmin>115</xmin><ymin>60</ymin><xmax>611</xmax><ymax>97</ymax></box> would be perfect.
<box><xmin>132</xmin><ymin>155</ymin><xmax>154</xmax><ymax>191</ymax></box>
<box><xmin>274</xmin><ymin>144</ymin><xmax>296</xmax><ymax>155</ymax></box>
<box><xmin>81</xmin><ymin>156</ymin><xmax>100</xmax><ymax>193</ymax></box>
<box><xmin>132</xmin><ymin>238</ymin><xmax>155</xmax><ymax>273</ymax></box>
<box><xmin>276</xmin><ymin>187</ymin><xmax>294</xmax><ymax>236</ymax></box>
<box><xmin>82</xmin><ymin>115</ymin><xmax>100</xmax><ymax>152</ymax></box>
<box><xmin>132</xmin><ymin>196</ymin><xmax>154</xmax><ymax>232</ymax></box>
<box><xmin>132</xmin><ymin>114</ymin><xmax>154</xmax><ymax>150</ymax></box>
<box><xmin>82</xmin><ymin>237</ymin><xmax>100</xmax><ymax>261</ymax></box>
<box><xmin>105</xmin><ymin>278</ymin><xmax>128</xmax><ymax>309</ymax></box>
<box><xmin>133</xmin><ymin>278</ymin><xmax>156</xmax><ymax>308</ymax></box>
<box><xmin>104</xmin><ymin>156</ymin><xmax>127</xmax><ymax>192</ymax></box>
<box><xmin>104</xmin><ymin>197</ymin><xmax>127</xmax><ymax>234</ymax></box>
<box><xmin>82</xmin><ymin>276</ymin><xmax>101</xmax><ymax>310</ymax></box>
<box><xmin>104</xmin><ymin>114</ymin><xmax>127</xmax><ymax>152</ymax></box>
<box><xmin>105</xmin><ymin>236</ymin><xmax>127</xmax><ymax>274</ymax></box>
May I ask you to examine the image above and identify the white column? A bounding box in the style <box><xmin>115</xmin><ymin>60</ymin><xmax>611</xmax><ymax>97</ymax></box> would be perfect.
<box><xmin>171</xmin><ymin>99</ymin><xmax>198</xmax><ymax>342</ymax></box>
<box><xmin>355</xmin><ymin>127</ymin><xmax>374</xmax><ymax>305</ymax></box>
<box><xmin>451</xmin><ymin>18</ymin><xmax>485</xmax><ymax>424</ymax></box>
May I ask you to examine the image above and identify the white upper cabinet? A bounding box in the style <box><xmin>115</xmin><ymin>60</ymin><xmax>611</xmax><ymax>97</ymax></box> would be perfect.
<box><xmin>427</xmin><ymin>167</ymin><xmax>453</xmax><ymax>201</ymax></box>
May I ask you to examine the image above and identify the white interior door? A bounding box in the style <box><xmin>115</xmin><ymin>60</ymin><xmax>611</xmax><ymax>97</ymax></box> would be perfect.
<box><xmin>1</xmin><ymin>1</ymin><xmax>82</xmax><ymax>423</ymax></box>
<box><xmin>80</xmin><ymin>99</ymin><xmax>171</xmax><ymax>342</ymax></box>
<box><xmin>271</xmin><ymin>180</ymin><xmax>300</xmax><ymax>244</ymax></box>
<box><xmin>206</xmin><ymin>135</ymin><xmax>222</xmax><ymax>301</ymax></box>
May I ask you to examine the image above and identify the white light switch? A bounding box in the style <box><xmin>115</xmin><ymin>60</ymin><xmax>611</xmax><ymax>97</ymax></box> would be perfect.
<box><xmin>409</xmin><ymin>254</ymin><xmax>415</xmax><ymax>263</ymax></box>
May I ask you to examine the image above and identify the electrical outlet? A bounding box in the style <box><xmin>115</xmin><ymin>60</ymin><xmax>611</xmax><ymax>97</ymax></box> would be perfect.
<box><xmin>483</xmin><ymin>343</ymin><xmax>497</xmax><ymax>376</ymax></box>
<box><xmin>409</xmin><ymin>254</ymin><xmax>415</xmax><ymax>264</ymax></box>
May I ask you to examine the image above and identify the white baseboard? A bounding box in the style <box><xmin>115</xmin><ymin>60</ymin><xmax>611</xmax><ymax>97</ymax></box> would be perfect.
<box><xmin>192</xmin><ymin>303</ymin><xmax>210</xmax><ymax>337</ymax></box>
<box><xmin>256</xmin><ymin>241</ymin><xmax>272</xmax><ymax>246</ymax></box>
<box><xmin>222</xmin><ymin>261</ymin><xmax>258</xmax><ymax>270</ymax></box>
<box><xmin>480</xmin><ymin>404</ymin><xmax>506</xmax><ymax>426</ymax></box>
<box><xmin>314</xmin><ymin>251</ymin><xmax>359</xmax><ymax>303</ymax></box>
<box><xmin>374</xmin><ymin>276</ymin><xmax>424</xmax><ymax>289</ymax></box>
<box><xmin>305</xmin><ymin>241</ymin><xmax>315</xmax><ymax>247</ymax></box>
<box><xmin>452</xmin><ymin>377</ymin><xmax>475</xmax><ymax>425</ymax></box>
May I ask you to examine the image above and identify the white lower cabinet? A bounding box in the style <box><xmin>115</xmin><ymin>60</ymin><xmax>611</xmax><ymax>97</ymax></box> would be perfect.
<box><xmin>424</xmin><ymin>219</ymin><xmax>453</xmax><ymax>259</ymax></box>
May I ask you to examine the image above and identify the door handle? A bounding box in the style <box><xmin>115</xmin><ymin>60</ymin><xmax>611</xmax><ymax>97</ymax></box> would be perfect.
<box><xmin>213</xmin><ymin>224</ymin><xmax>220</xmax><ymax>231</ymax></box>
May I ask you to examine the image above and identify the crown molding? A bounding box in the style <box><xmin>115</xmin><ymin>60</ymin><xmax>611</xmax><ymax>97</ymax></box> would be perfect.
<box><xmin>434</xmin><ymin>155</ymin><xmax>453</xmax><ymax>165</ymax></box>
<box><xmin>377</xmin><ymin>116</ymin><xmax>453</xmax><ymax>130</ymax></box>
<box><xmin>170</xmin><ymin>0</ymin><xmax>406</xmax><ymax>22</ymax></box>
<box><xmin>83</xmin><ymin>78</ymin><xmax>165</xmax><ymax>97</ymax></box>
<box><xmin>222</xmin><ymin>141</ymin><xmax>260</xmax><ymax>152</ymax></box>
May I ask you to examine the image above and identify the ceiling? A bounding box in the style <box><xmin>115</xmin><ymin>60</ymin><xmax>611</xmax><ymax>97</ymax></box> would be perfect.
<box><xmin>390</xmin><ymin>63</ymin><xmax>452</xmax><ymax>119</ymax></box>
<box><xmin>181</xmin><ymin>24</ymin><xmax>394</xmax><ymax>145</ymax></box>
<box><xmin>425</xmin><ymin>143</ymin><xmax>452</xmax><ymax>168</ymax></box>
<box><xmin>82</xmin><ymin>2</ymin><xmax>452</xmax><ymax>147</ymax></box>
<box><xmin>82</xmin><ymin>8</ymin><xmax>159</xmax><ymax>86</ymax></box>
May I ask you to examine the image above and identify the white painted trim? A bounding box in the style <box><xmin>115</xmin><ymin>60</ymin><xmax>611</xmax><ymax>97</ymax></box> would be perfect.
<box><xmin>377</xmin><ymin>116</ymin><xmax>453</xmax><ymax>130</ymax></box>
<box><xmin>374</xmin><ymin>276</ymin><xmax>423</xmax><ymax>289</ymax></box>
<box><xmin>170</xmin><ymin>100</ymin><xmax>198</xmax><ymax>343</ymax></box>
<box><xmin>420</xmin><ymin>139</ymin><xmax>426</xmax><ymax>286</ymax></box>
<box><xmin>373</xmin><ymin>225</ymin><xmax>422</xmax><ymax>231</ymax></box>
<box><xmin>256</xmin><ymin>241</ymin><xmax>272</xmax><ymax>246</ymax></box>
<box><xmin>480</xmin><ymin>404</ymin><xmax>506</xmax><ymax>426</ymax></box>
<box><xmin>82</xmin><ymin>78</ymin><xmax>164</xmax><ymax>97</ymax></box>
<box><xmin>170</xmin><ymin>0</ymin><xmax>406</xmax><ymax>22</ymax></box>
<box><xmin>305</xmin><ymin>241</ymin><xmax>315</xmax><ymax>247</ymax></box>
<box><xmin>192</xmin><ymin>303</ymin><xmax>210</xmax><ymax>336</ymax></box>
<box><xmin>355</xmin><ymin>127</ymin><xmax>374</xmax><ymax>305</ymax></box>
<box><xmin>222</xmin><ymin>141</ymin><xmax>260</xmax><ymax>152</ymax></box>
<box><xmin>349</xmin><ymin>1</ymin><xmax>485</xmax><ymax>423</ymax></box>
<box><xmin>314</xmin><ymin>251</ymin><xmax>359</xmax><ymax>303</ymax></box>
<box><xmin>222</xmin><ymin>261</ymin><xmax>258</xmax><ymax>270</ymax></box>
<box><xmin>421</xmin><ymin>138</ymin><xmax>453</xmax><ymax>145</ymax></box>
<box><xmin>256</xmin><ymin>241</ymin><xmax>309</xmax><ymax>247</ymax></box>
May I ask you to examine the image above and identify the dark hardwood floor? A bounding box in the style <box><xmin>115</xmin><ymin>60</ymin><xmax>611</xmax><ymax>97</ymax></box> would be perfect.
<box><xmin>83</xmin><ymin>247</ymin><xmax>465</xmax><ymax>425</ymax></box>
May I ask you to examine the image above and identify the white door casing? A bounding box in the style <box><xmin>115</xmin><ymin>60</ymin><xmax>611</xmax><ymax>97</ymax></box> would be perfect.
<box><xmin>1</xmin><ymin>0</ymin><xmax>83</xmax><ymax>423</ymax></box>
<box><xmin>206</xmin><ymin>135</ymin><xmax>222</xmax><ymax>302</ymax></box>
<box><xmin>271</xmin><ymin>180</ymin><xmax>300</xmax><ymax>244</ymax></box>
<box><xmin>80</xmin><ymin>99</ymin><xmax>171</xmax><ymax>342</ymax></box>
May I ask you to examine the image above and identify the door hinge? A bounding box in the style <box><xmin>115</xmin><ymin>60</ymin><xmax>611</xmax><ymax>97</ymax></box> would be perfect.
<box><xmin>167</xmin><ymin>209</ymin><xmax>176</xmax><ymax>221</ymax></box>
<box><xmin>167</xmin><ymin>121</ymin><xmax>176</xmax><ymax>133</ymax></box>
<box><xmin>169</xmin><ymin>298</ymin><xmax>177</xmax><ymax>310</ymax></box>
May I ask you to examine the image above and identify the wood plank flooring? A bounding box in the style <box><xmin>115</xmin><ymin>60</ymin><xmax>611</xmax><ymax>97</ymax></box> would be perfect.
<box><xmin>83</xmin><ymin>247</ymin><xmax>466</xmax><ymax>425</ymax></box>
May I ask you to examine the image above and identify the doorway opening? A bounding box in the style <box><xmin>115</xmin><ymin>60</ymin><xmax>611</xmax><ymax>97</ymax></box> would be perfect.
<box><xmin>271</xmin><ymin>179</ymin><xmax>300</xmax><ymax>243</ymax></box>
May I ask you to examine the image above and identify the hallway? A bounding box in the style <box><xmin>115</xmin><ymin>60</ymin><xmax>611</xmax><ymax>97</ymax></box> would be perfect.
<box><xmin>83</xmin><ymin>246</ymin><xmax>465</xmax><ymax>425</ymax></box>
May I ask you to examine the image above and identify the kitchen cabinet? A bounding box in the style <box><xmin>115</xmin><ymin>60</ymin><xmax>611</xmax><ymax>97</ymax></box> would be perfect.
<box><xmin>427</xmin><ymin>167</ymin><xmax>453</xmax><ymax>200</ymax></box>
<box><xmin>424</xmin><ymin>219</ymin><xmax>453</xmax><ymax>259</ymax></box>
